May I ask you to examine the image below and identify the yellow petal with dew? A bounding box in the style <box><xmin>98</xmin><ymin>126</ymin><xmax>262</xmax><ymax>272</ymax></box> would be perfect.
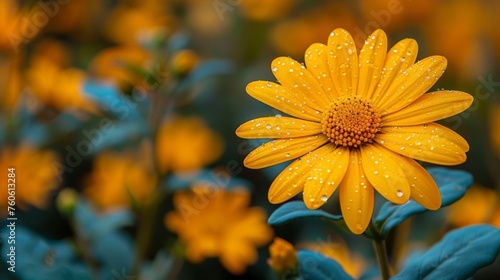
<box><xmin>272</xmin><ymin>57</ymin><xmax>331</xmax><ymax>109</ymax></box>
<box><xmin>269</xmin><ymin>144</ymin><xmax>334</xmax><ymax>203</ymax></box>
<box><xmin>360</xmin><ymin>143</ymin><xmax>410</xmax><ymax>204</ymax></box>
<box><xmin>327</xmin><ymin>28</ymin><xmax>359</xmax><ymax>97</ymax></box>
<box><xmin>358</xmin><ymin>29</ymin><xmax>387</xmax><ymax>100</ymax></box>
<box><xmin>305</xmin><ymin>43</ymin><xmax>339</xmax><ymax>100</ymax></box>
<box><xmin>378</xmin><ymin>56</ymin><xmax>448</xmax><ymax>115</ymax></box>
<box><xmin>244</xmin><ymin>134</ymin><xmax>328</xmax><ymax>169</ymax></box>
<box><xmin>397</xmin><ymin>156</ymin><xmax>441</xmax><ymax>210</ymax></box>
<box><xmin>236</xmin><ymin>116</ymin><xmax>322</xmax><ymax>139</ymax></box>
<box><xmin>339</xmin><ymin>149</ymin><xmax>374</xmax><ymax>234</ymax></box>
<box><xmin>372</xmin><ymin>38</ymin><xmax>418</xmax><ymax>105</ymax></box>
<box><xmin>303</xmin><ymin>147</ymin><xmax>349</xmax><ymax>209</ymax></box>
<box><xmin>246</xmin><ymin>81</ymin><xmax>321</xmax><ymax>122</ymax></box>
<box><xmin>376</xmin><ymin>123</ymin><xmax>467</xmax><ymax>165</ymax></box>
<box><xmin>382</xmin><ymin>90</ymin><xmax>473</xmax><ymax>126</ymax></box>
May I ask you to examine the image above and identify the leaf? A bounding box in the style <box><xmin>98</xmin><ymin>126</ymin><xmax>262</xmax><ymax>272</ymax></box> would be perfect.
<box><xmin>268</xmin><ymin>201</ymin><xmax>343</xmax><ymax>226</ymax></box>
<box><xmin>394</xmin><ymin>225</ymin><xmax>500</xmax><ymax>280</ymax></box>
<box><xmin>174</xmin><ymin>60</ymin><xmax>232</xmax><ymax>94</ymax></box>
<box><xmin>375</xmin><ymin>167</ymin><xmax>473</xmax><ymax>237</ymax></box>
<box><xmin>165</xmin><ymin>169</ymin><xmax>253</xmax><ymax>192</ymax></box>
<box><xmin>298</xmin><ymin>250</ymin><xmax>353</xmax><ymax>280</ymax></box>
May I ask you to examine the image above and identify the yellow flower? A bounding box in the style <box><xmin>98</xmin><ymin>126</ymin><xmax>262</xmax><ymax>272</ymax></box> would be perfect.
<box><xmin>301</xmin><ymin>239</ymin><xmax>365</xmax><ymax>278</ymax></box>
<box><xmin>267</xmin><ymin>237</ymin><xmax>297</xmax><ymax>273</ymax></box>
<box><xmin>165</xmin><ymin>187</ymin><xmax>273</xmax><ymax>274</ymax></box>
<box><xmin>236</xmin><ymin>28</ymin><xmax>473</xmax><ymax>234</ymax></box>
<box><xmin>84</xmin><ymin>151</ymin><xmax>157</xmax><ymax>211</ymax></box>
<box><xmin>156</xmin><ymin>116</ymin><xmax>224</xmax><ymax>174</ymax></box>
<box><xmin>0</xmin><ymin>1</ymin><xmax>38</xmax><ymax>53</ymax></box>
<box><xmin>0</xmin><ymin>146</ymin><xmax>59</xmax><ymax>212</ymax></box>
<box><xmin>447</xmin><ymin>185</ymin><xmax>500</xmax><ymax>228</ymax></box>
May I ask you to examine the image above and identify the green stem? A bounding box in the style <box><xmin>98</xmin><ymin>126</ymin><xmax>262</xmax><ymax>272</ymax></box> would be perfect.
<box><xmin>369</xmin><ymin>221</ymin><xmax>391</xmax><ymax>280</ymax></box>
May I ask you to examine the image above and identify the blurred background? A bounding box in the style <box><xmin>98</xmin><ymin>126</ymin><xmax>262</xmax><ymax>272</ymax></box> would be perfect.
<box><xmin>1</xmin><ymin>0</ymin><xmax>500</xmax><ymax>279</ymax></box>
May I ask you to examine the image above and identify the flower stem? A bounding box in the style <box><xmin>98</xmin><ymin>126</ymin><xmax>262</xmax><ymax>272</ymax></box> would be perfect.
<box><xmin>369</xmin><ymin>221</ymin><xmax>391</xmax><ymax>280</ymax></box>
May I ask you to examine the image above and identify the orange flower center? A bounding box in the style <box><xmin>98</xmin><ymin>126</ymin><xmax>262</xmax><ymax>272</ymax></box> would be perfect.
<box><xmin>321</xmin><ymin>97</ymin><xmax>381</xmax><ymax>148</ymax></box>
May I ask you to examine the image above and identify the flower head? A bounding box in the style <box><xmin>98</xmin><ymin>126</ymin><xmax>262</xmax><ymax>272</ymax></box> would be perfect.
<box><xmin>165</xmin><ymin>187</ymin><xmax>273</xmax><ymax>274</ymax></box>
<box><xmin>267</xmin><ymin>237</ymin><xmax>298</xmax><ymax>273</ymax></box>
<box><xmin>236</xmin><ymin>28</ymin><xmax>473</xmax><ymax>234</ymax></box>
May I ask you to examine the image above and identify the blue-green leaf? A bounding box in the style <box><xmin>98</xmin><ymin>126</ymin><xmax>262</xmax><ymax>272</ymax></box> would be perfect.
<box><xmin>268</xmin><ymin>201</ymin><xmax>343</xmax><ymax>226</ymax></box>
<box><xmin>375</xmin><ymin>168</ymin><xmax>473</xmax><ymax>237</ymax></box>
<box><xmin>394</xmin><ymin>225</ymin><xmax>500</xmax><ymax>280</ymax></box>
<box><xmin>298</xmin><ymin>250</ymin><xmax>353</xmax><ymax>280</ymax></box>
<box><xmin>165</xmin><ymin>169</ymin><xmax>252</xmax><ymax>192</ymax></box>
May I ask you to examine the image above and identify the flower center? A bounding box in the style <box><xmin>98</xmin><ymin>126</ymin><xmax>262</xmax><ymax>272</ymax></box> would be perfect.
<box><xmin>321</xmin><ymin>97</ymin><xmax>381</xmax><ymax>148</ymax></box>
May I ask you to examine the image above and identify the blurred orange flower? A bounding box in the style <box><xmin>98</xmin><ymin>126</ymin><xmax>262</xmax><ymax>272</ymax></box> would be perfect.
<box><xmin>447</xmin><ymin>185</ymin><xmax>500</xmax><ymax>228</ymax></box>
<box><xmin>0</xmin><ymin>146</ymin><xmax>59</xmax><ymax>212</ymax></box>
<box><xmin>239</xmin><ymin>0</ymin><xmax>296</xmax><ymax>21</ymax></box>
<box><xmin>90</xmin><ymin>46</ymin><xmax>151</xmax><ymax>91</ymax></box>
<box><xmin>422</xmin><ymin>1</ymin><xmax>488</xmax><ymax>79</ymax></box>
<box><xmin>0</xmin><ymin>0</ymin><xmax>40</xmax><ymax>53</ymax></box>
<box><xmin>271</xmin><ymin>3</ymin><xmax>358</xmax><ymax>57</ymax></box>
<box><xmin>84</xmin><ymin>150</ymin><xmax>157</xmax><ymax>211</ymax></box>
<box><xmin>105</xmin><ymin>1</ymin><xmax>173</xmax><ymax>46</ymax></box>
<box><xmin>156</xmin><ymin>116</ymin><xmax>224</xmax><ymax>174</ymax></box>
<box><xmin>170</xmin><ymin>49</ymin><xmax>199</xmax><ymax>77</ymax></box>
<box><xmin>165</xmin><ymin>187</ymin><xmax>273</xmax><ymax>274</ymax></box>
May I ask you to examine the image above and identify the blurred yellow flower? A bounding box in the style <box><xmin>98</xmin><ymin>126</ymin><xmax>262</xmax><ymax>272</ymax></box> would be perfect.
<box><xmin>0</xmin><ymin>0</ymin><xmax>38</xmax><ymax>53</ymax></box>
<box><xmin>270</xmin><ymin>3</ymin><xmax>358</xmax><ymax>56</ymax></box>
<box><xmin>105</xmin><ymin>2</ymin><xmax>173</xmax><ymax>46</ymax></box>
<box><xmin>84</xmin><ymin>150</ymin><xmax>157</xmax><ymax>211</ymax></box>
<box><xmin>302</xmin><ymin>239</ymin><xmax>365</xmax><ymax>278</ymax></box>
<box><xmin>359</xmin><ymin>0</ymin><xmax>435</xmax><ymax>31</ymax></box>
<box><xmin>447</xmin><ymin>185</ymin><xmax>500</xmax><ymax>228</ymax></box>
<box><xmin>156</xmin><ymin>116</ymin><xmax>224</xmax><ymax>174</ymax></box>
<box><xmin>236</xmin><ymin>28</ymin><xmax>473</xmax><ymax>234</ymax></box>
<box><xmin>165</xmin><ymin>187</ymin><xmax>273</xmax><ymax>274</ymax></box>
<box><xmin>0</xmin><ymin>55</ymin><xmax>22</xmax><ymax>109</ymax></box>
<box><xmin>170</xmin><ymin>49</ymin><xmax>199</xmax><ymax>77</ymax></box>
<box><xmin>239</xmin><ymin>0</ymin><xmax>296</xmax><ymax>21</ymax></box>
<box><xmin>267</xmin><ymin>237</ymin><xmax>297</xmax><ymax>273</ymax></box>
<box><xmin>422</xmin><ymin>1</ymin><xmax>488</xmax><ymax>79</ymax></box>
<box><xmin>90</xmin><ymin>46</ymin><xmax>150</xmax><ymax>91</ymax></box>
<box><xmin>0</xmin><ymin>146</ymin><xmax>59</xmax><ymax>212</ymax></box>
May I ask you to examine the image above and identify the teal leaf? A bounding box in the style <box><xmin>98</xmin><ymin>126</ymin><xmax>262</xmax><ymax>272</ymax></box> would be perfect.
<box><xmin>165</xmin><ymin>169</ymin><xmax>252</xmax><ymax>192</ymax></box>
<box><xmin>298</xmin><ymin>250</ymin><xmax>353</xmax><ymax>280</ymax></box>
<box><xmin>268</xmin><ymin>201</ymin><xmax>343</xmax><ymax>226</ymax></box>
<box><xmin>375</xmin><ymin>168</ymin><xmax>473</xmax><ymax>237</ymax></box>
<box><xmin>394</xmin><ymin>225</ymin><xmax>500</xmax><ymax>280</ymax></box>
<box><xmin>174</xmin><ymin>60</ymin><xmax>232</xmax><ymax>94</ymax></box>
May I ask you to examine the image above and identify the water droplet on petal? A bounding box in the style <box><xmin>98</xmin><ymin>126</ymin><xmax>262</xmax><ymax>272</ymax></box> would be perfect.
<box><xmin>374</xmin><ymin>170</ymin><xmax>379</xmax><ymax>175</ymax></box>
<box><xmin>396</xmin><ymin>190</ymin><xmax>404</xmax><ymax>197</ymax></box>
<box><xmin>285</xmin><ymin>153</ymin><xmax>290</xmax><ymax>157</ymax></box>
<box><xmin>266</xmin><ymin>124</ymin><xmax>272</xmax><ymax>130</ymax></box>
<box><xmin>321</xmin><ymin>195</ymin><xmax>328</xmax><ymax>202</ymax></box>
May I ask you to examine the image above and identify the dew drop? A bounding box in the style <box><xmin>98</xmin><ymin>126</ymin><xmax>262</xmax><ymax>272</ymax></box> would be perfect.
<box><xmin>396</xmin><ymin>190</ymin><xmax>404</xmax><ymax>197</ymax></box>
<box><xmin>266</xmin><ymin>82</ymin><xmax>272</xmax><ymax>87</ymax></box>
<box><xmin>285</xmin><ymin>153</ymin><xmax>291</xmax><ymax>157</ymax></box>
<box><xmin>272</xmin><ymin>67</ymin><xmax>278</xmax><ymax>72</ymax></box>
<box><xmin>374</xmin><ymin>170</ymin><xmax>379</xmax><ymax>175</ymax></box>
<box><xmin>321</xmin><ymin>195</ymin><xmax>328</xmax><ymax>202</ymax></box>
<box><xmin>266</xmin><ymin>124</ymin><xmax>272</xmax><ymax>130</ymax></box>
<box><xmin>400</xmin><ymin>146</ymin><xmax>405</xmax><ymax>150</ymax></box>
<box><xmin>275</xmin><ymin>114</ymin><xmax>282</xmax><ymax>118</ymax></box>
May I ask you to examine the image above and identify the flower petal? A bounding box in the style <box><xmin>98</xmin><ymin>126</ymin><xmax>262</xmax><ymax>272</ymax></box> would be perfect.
<box><xmin>360</xmin><ymin>143</ymin><xmax>410</xmax><ymax>204</ymax></box>
<box><xmin>376</xmin><ymin>123</ymin><xmax>468</xmax><ymax>165</ymax></box>
<box><xmin>244</xmin><ymin>135</ymin><xmax>329</xmax><ymax>169</ymax></box>
<box><xmin>397</xmin><ymin>156</ymin><xmax>441</xmax><ymax>210</ymax></box>
<box><xmin>378</xmin><ymin>56</ymin><xmax>448</xmax><ymax>115</ymax></box>
<box><xmin>382</xmin><ymin>90</ymin><xmax>473</xmax><ymax>126</ymax></box>
<box><xmin>372</xmin><ymin>38</ymin><xmax>418</xmax><ymax>105</ymax></box>
<box><xmin>236</xmin><ymin>116</ymin><xmax>322</xmax><ymax>139</ymax></box>
<box><xmin>246</xmin><ymin>81</ymin><xmax>321</xmax><ymax>121</ymax></box>
<box><xmin>339</xmin><ymin>149</ymin><xmax>374</xmax><ymax>234</ymax></box>
<box><xmin>303</xmin><ymin>147</ymin><xmax>349</xmax><ymax>209</ymax></box>
<box><xmin>269</xmin><ymin>145</ymin><xmax>334</xmax><ymax>203</ymax></box>
<box><xmin>358</xmin><ymin>29</ymin><xmax>387</xmax><ymax>100</ymax></box>
<box><xmin>272</xmin><ymin>57</ymin><xmax>331</xmax><ymax>109</ymax></box>
<box><xmin>305</xmin><ymin>43</ymin><xmax>339</xmax><ymax>100</ymax></box>
<box><xmin>327</xmin><ymin>28</ymin><xmax>359</xmax><ymax>97</ymax></box>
